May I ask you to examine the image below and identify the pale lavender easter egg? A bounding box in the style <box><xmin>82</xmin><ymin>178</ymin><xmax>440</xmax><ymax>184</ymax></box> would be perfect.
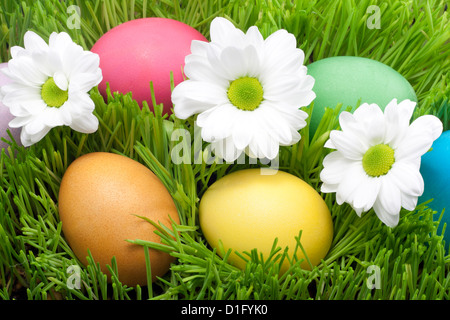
<box><xmin>0</xmin><ymin>62</ymin><xmax>22</xmax><ymax>150</ymax></box>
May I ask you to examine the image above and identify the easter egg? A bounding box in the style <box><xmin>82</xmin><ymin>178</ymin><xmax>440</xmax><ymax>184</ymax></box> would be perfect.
<box><xmin>199</xmin><ymin>168</ymin><xmax>333</xmax><ymax>272</ymax></box>
<box><xmin>58</xmin><ymin>152</ymin><xmax>180</xmax><ymax>286</ymax></box>
<box><xmin>0</xmin><ymin>62</ymin><xmax>22</xmax><ymax>150</ymax></box>
<box><xmin>91</xmin><ymin>18</ymin><xmax>207</xmax><ymax>114</ymax></box>
<box><xmin>419</xmin><ymin>130</ymin><xmax>450</xmax><ymax>246</ymax></box>
<box><xmin>306</xmin><ymin>56</ymin><xmax>417</xmax><ymax>136</ymax></box>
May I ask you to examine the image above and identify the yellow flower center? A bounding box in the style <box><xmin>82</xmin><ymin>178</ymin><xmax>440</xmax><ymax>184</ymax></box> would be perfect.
<box><xmin>227</xmin><ymin>77</ymin><xmax>264</xmax><ymax>111</ymax></box>
<box><xmin>41</xmin><ymin>77</ymin><xmax>69</xmax><ymax>108</ymax></box>
<box><xmin>362</xmin><ymin>144</ymin><xmax>395</xmax><ymax>177</ymax></box>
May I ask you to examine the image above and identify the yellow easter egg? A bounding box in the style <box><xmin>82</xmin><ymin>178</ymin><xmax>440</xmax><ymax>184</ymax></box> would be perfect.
<box><xmin>199</xmin><ymin>168</ymin><xmax>333</xmax><ymax>272</ymax></box>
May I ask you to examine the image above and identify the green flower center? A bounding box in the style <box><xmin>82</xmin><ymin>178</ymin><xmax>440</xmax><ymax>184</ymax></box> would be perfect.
<box><xmin>227</xmin><ymin>77</ymin><xmax>264</xmax><ymax>111</ymax></box>
<box><xmin>362</xmin><ymin>144</ymin><xmax>395</xmax><ymax>177</ymax></box>
<box><xmin>41</xmin><ymin>77</ymin><xmax>69</xmax><ymax>108</ymax></box>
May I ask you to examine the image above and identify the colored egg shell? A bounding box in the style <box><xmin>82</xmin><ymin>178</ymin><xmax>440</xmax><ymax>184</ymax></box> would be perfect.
<box><xmin>58</xmin><ymin>152</ymin><xmax>180</xmax><ymax>286</ymax></box>
<box><xmin>199</xmin><ymin>169</ymin><xmax>333</xmax><ymax>272</ymax></box>
<box><xmin>419</xmin><ymin>130</ymin><xmax>450</xmax><ymax>246</ymax></box>
<box><xmin>0</xmin><ymin>62</ymin><xmax>22</xmax><ymax>150</ymax></box>
<box><xmin>91</xmin><ymin>18</ymin><xmax>207</xmax><ymax>114</ymax></box>
<box><xmin>306</xmin><ymin>56</ymin><xmax>417</xmax><ymax>136</ymax></box>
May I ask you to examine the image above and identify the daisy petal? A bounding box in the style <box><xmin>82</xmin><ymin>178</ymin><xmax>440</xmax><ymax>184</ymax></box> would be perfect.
<box><xmin>72</xmin><ymin>52</ymin><xmax>101</xmax><ymax>75</ymax></box>
<box><xmin>338</xmin><ymin>111</ymin><xmax>365</xmax><ymax>138</ymax></box>
<box><xmin>10</xmin><ymin>46</ymin><xmax>26</xmax><ymax>59</ymax></box>
<box><xmin>263</xmin><ymin>74</ymin><xmax>305</xmax><ymax>99</ymax></box>
<box><xmin>197</xmin><ymin>103</ymin><xmax>237</xmax><ymax>141</ymax></box>
<box><xmin>211</xmin><ymin>136</ymin><xmax>242</xmax><ymax>162</ymax></box>
<box><xmin>395</xmin><ymin>115</ymin><xmax>443</xmax><ymax>161</ymax></box>
<box><xmin>53</xmin><ymin>71</ymin><xmax>68</xmax><ymax>91</ymax></box>
<box><xmin>245</xmin><ymin>26</ymin><xmax>264</xmax><ymax>51</ymax></box>
<box><xmin>247</xmin><ymin>116</ymin><xmax>279</xmax><ymax>160</ymax></box>
<box><xmin>230</xmin><ymin>112</ymin><xmax>253</xmax><ymax>150</ymax></box>
<box><xmin>185</xmin><ymin>50</ymin><xmax>229</xmax><ymax>86</ymax></box>
<box><xmin>69</xmin><ymin>71</ymin><xmax>102</xmax><ymax>92</ymax></box>
<box><xmin>190</xmin><ymin>40</ymin><xmax>209</xmax><ymax>57</ymax></box>
<box><xmin>389</xmin><ymin>161</ymin><xmax>424</xmax><ymax>197</ymax></box>
<box><xmin>172</xmin><ymin>80</ymin><xmax>227</xmax><ymax>119</ymax></box>
<box><xmin>335</xmin><ymin>162</ymin><xmax>366</xmax><ymax>205</ymax></box>
<box><xmin>351</xmin><ymin>103</ymin><xmax>385</xmax><ymax>145</ymax></box>
<box><xmin>24</xmin><ymin>31</ymin><xmax>49</xmax><ymax>52</ymax></box>
<box><xmin>384</xmin><ymin>99</ymin><xmax>416</xmax><ymax>148</ymax></box>
<box><xmin>324</xmin><ymin>139</ymin><xmax>336</xmax><ymax>149</ymax></box>
<box><xmin>3</xmin><ymin>87</ymin><xmax>46</xmax><ymax>116</ymax></box>
<box><xmin>7</xmin><ymin>56</ymin><xmax>47</xmax><ymax>86</ymax></box>
<box><xmin>42</xmin><ymin>106</ymin><xmax>71</xmax><ymax>127</ymax></box>
<box><xmin>401</xmin><ymin>193</ymin><xmax>418</xmax><ymax>211</ymax></box>
<box><xmin>353</xmin><ymin>103</ymin><xmax>381</xmax><ymax>122</ymax></box>
<box><xmin>243</xmin><ymin>45</ymin><xmax>261</xmax><ymax>78</ymax></box>
<box><xmin>269</xmin><ymin>104</ymin><xmax>308</xmax><ymax>130</ymax></box>
<box><xmin>69</xmin><ymin>91</ymin><xmax>96</xmax><ymax>113</ymax></box>
<box><xmin>373</xmin><ymin>198</ymin><xmax>399</xmax><ymax>228</ymax></box>
<box><xmin>377</xmin><ymin>176</ymin><xmax>402</xmax><ymax>217</ymax></box>
<box><xmin>69</xmin><ymin>113</ymin><xmax>99</xmax><ymax>133</ymax></box>
<box><xmin>352</xmin><ymin>174</ymin><xmax>380</xmax><ymax>213</ymax></box>
<box><xmin>219</xmin><ymin>46</ymin><xmax>248</xmax><ymax>79</ymax></box>
<box><xmin>320</xmin><ymin>151</ymin><xmax>351</xmax><ymax>185</ymax></box>
<box><xmin>263</xmin><ymin>29</ymin><xmax>297</xmax><ymax>72</ymax></box>
<box><xmin>210</xmin><ymin>17</ymin><xmax>246</xmax><ymax>48</ymax></box>
<box><xmin>257</xmin><ymin>103</ymin><xmax>293</xmax><ymax>145</ymax></box>
<box><xmin>9</xmin><ymin>116</ymin><xmax>32</xmax><ymax>128</ymax></box>
<box><xmin>32</xmin><ymin>50</ymin><xmax>59</xmax><ymax>77</ymax></box>
<box><xmin>279</xmin><ymin>83</ymin><xmax>316</xmax><ymax>107</ymax></box>
<box><xmin>22</xmin><ymin>118</ymin><xmax>51</xmax><ymax>136</ymax></box>
<box><xmin>21</xmin><ymin>123</ymin><xmax>51</xmax><ymax>147</ymax></box>
<box><xmin>320</xmin><ymin>182</ymin><xmax>339</xmax><ymax>194</ymax></box>
<box><xmin>329</xmin><ymin>130</ymin><xmax>366</xmax><ymax>160</ymax></box>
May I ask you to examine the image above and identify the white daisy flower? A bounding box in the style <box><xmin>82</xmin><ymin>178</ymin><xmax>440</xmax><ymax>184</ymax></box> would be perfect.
<box><xmin>0</xmin><ymin>31</ymin><xmax>102</xmax><ymax>147</ymax></box>
<box><xmin>320</xmin><ymin>99</ymin><xmax>443</xmax><ymax>227</ymax></box>
<box><xmin>171</xmin><ymin>17</ymin><xmax>315</xmax><ymax>162</ymax></box>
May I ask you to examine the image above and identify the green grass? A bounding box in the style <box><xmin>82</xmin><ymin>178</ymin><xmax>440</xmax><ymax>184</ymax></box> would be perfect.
<box><xmin>0</xmin><ymin>0</ymin><xmax>449</xmax><ymax>300</ymax></box>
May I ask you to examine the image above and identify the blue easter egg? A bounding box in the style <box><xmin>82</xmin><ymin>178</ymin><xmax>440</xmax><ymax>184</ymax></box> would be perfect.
<box><xmin>419</xmin><ymin>130</ymin><xmax>450</xmax><ymax>246</ymax></box>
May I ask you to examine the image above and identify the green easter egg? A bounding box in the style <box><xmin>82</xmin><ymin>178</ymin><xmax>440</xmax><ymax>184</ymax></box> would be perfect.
<box><xmin>306</xmin><ymin>56</ymin><xmax>417</xmax><ymax>136</ymax></box>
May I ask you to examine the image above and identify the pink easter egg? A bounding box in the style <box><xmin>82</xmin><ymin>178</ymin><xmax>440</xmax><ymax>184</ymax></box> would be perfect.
<box><xmin>0</xmin><ymin>62</ymin><xmax>22</xmax><ymax>150</ymax></box>
<box><xmin>91</xmin><ymin>18</ymin><xmax>207</xmax><ymax>114</ymax></box>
